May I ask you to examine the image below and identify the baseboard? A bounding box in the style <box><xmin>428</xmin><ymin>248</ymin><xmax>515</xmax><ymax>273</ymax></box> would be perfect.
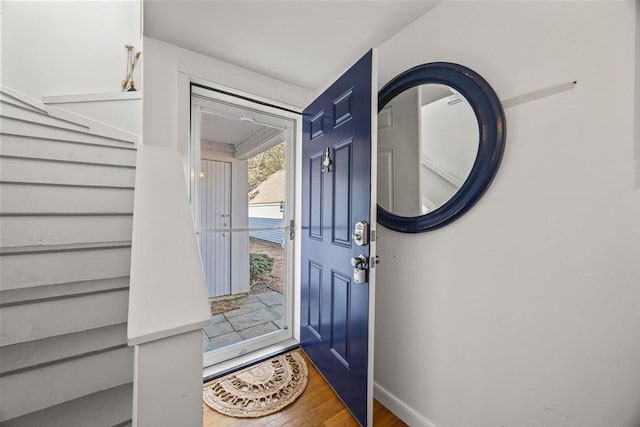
<box><xmin>374</xmin><ymin>382</ymin><xmax>439</xmax><ymax>427</ymax></box>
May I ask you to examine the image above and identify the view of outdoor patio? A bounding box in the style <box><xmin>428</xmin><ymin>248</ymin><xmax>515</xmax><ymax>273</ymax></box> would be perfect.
<box><xmin>202</xmin><ymin>141</ymin><xmax>287</xmax><ymax>354</ymax></box>
<box><xmin>203</xmin><ymin>238</ymin><xmax>286</xmax><ymax>351</ymax></box>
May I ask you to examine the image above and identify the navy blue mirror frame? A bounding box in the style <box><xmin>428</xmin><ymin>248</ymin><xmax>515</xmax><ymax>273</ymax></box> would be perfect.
<box><xmin>377</xmin><ymin>62</ymin><xmax>506</xmax><ymax>233</ymax></box>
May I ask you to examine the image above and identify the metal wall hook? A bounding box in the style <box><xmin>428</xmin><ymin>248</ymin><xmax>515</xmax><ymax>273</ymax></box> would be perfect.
<box><xmin>501</xmin><ymin>80</ymin><xmax>577</xmax><ymax>109</ymax></box>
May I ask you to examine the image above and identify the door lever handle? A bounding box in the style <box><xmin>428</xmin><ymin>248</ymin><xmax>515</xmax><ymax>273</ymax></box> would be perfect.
<box><xmin>350</xmin><ymin>255</ymin><xmax>368</xmax><ymax>268</ymax></box>
<box><xmin>351</xmin><ymin>254</ymin><xmax>368</xmax><ymax>284</ymax></box>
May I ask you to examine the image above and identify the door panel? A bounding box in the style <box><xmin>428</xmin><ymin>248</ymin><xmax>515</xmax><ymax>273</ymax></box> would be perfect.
<box><xmin>332</xmin><ymin>138</ymin><xmax>353</xmax><ymax>246</ymax></box>
<box><xmin>200</xmin><ymin>159</ymin><xmax>232</xmax><ymax>298</ymax></box>
<box><xmin>301</xmin><ymin>50</ymin><xmax>376</xmax><ymax>426</ymax></box>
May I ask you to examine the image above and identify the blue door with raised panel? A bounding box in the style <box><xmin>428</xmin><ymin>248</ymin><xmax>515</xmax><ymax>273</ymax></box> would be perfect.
<box><xmin>301</xmin><ymin>50</ymin><xmax>376</xmax><ymax>426</ymax></box>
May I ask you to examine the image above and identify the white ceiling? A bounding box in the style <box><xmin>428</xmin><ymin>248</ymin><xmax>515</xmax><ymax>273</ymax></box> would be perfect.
<box><xmin>143</xmin><ymin>1</ymin><xmax>439</xmax><ymax>91</ymax></box>
<box><xmin>201</xmin><ymin>111</ymin><xmax>267</xmax><ymax>145</ymax></box>
<box><xmin>196</xmin><ymin>94</ymin><xmax>288</xmax><ymax>152</ymax></box>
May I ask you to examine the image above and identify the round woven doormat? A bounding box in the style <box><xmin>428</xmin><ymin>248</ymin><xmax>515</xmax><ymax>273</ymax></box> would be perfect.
<box><xmin>203</xmin><ymin>351</ymin><xmax>308</xmax><ymax>418</ymax></box>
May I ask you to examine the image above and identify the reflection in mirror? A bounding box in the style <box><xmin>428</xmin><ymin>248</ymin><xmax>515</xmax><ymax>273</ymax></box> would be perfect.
<box><xmin>377</xmin><ymin>84</ymin><xmax>479</xmax><ymax>217</ymax></box>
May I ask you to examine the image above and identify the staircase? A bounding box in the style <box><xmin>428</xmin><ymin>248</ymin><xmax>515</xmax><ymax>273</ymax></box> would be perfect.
<box><xmin>0</xmin><ymin>88</ymin><xmax>138</xmax><ymax>426</ymax></box>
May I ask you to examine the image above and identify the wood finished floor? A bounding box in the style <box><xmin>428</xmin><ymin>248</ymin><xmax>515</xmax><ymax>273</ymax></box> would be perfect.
<box><xmin>203</xmin><ymin>350</ymin><xmax>406</xmax><ymax>426</ymax></box>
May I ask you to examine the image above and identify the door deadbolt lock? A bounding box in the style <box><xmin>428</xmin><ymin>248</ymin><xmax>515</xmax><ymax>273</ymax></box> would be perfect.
<box><xmin>352</xmin><ymin>221</ymin><xmax>369</xmax><ymax>246</ymax></box>
<box><xmin>353</xmin><ymin>268</ymin><xmax>367</xmax><ymax>284</ymax></box>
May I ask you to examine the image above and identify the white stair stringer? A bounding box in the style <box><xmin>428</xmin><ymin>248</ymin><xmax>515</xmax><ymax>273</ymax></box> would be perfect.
<box><xmin>0</xmin><ymin>98</ymin><xmax>90</xmax><ymax>133</ymax></box>
<box><xmin>0</xmin><ymin>90</ymin><xmax>47</xmax><ymax>114</ymax></box>
<box><xmin>0</xmin><ymin>85</ymin><xmax>139</xmax><ymax>145</ymax></box>
<box><xmin>0</xmin><ymin>89</ymin><xmax>137</xmax><ymax>425</ymax></box>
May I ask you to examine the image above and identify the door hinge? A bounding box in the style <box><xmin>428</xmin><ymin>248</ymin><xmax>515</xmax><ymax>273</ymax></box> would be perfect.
<box><xmin>289</xmin><ymin>219</ymin><xmax>295</xmax><ymax>240</ymax></box>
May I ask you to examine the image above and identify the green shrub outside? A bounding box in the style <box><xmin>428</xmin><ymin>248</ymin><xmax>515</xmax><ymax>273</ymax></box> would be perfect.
<box><xmin>249</xmin><ymin>253</ymin><xmax>274</xmax><ymax>283</ymax></box>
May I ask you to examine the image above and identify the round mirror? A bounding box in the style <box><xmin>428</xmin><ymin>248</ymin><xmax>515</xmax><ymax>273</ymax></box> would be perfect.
<box><xmin>377</xmin><ymin>62</ymin><xmax>506</xmax><ymax>233</ymax></box>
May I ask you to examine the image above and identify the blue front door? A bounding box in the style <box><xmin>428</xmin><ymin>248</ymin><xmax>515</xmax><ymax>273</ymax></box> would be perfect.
<box><xmin>301</xmin><ymin>50</ymin><xmax>376</xmax><ymax>426</ymax></box>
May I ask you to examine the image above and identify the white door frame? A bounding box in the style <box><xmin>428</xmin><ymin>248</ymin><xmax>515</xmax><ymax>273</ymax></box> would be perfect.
<box><xmin>189</xmin><ymin>84</ymin><xmax>302</xmax><ymax>369</ymax></box>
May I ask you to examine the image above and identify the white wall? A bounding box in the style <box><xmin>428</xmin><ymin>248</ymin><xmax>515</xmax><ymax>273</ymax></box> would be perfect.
<box><xmin>1</xmin><ymin>1</ymin><xmax>142</xmax><ymax>134</ymax></box>
<box><xmin>636</xmin><ymin>0</ymin><xmax>640</xmax><ymax>188</ymax></box>
<box><xmin>374</xmin><ymin>2</ymin><xmax>640</xmax><ymax>427</ymax></box>
<box><xmin>1</xmin><ymin>1</ymin><xmax>142</xmax><ymax>98</ymax></box>
<box><xmin>142</xmin><ymin>36</ymin><xmax>311</xmax><ymax>155</ymax></box>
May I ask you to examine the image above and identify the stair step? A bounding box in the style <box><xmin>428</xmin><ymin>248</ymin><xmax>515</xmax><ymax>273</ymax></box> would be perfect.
<box><xmin>0</xmin><ymin>183</ymin><xmax>134</xmax><ymax>214</ymax></box>
<box><xmin>0</xmin><ymin>155</ymin><xmax>136</xmax><ymax>187</ymax></box>
<box><xmin>0</xmin><ymin>214</ymin><xmax>133</xmax><ymax>247</ymax></box>
<box><xmin>0</xmin><ymin>383</ymin><xmax>133</xmax><ymax>427</ymax></box>
<box><xmin>0</xmin><ymin>323</ymin><xmax>127</xmax><ymax>376</ymax></box>
<box><xmin>0</xmin><ymin>276</ymin><xmax>130</xmax><ymax>307</ymax></box>
<box><xmin>0</xmin><ymin>134</ymin><xmax>136</xmax><ymax>166</ymax></box>
<box><xmin>0</xmin><ymin>346</ymin><xmax>133</xmax><ymax>422</ymax></box>
<box><xmin>0</xmin><ymin>288</ymin><xmax>129</xmax><ymax>346</ymax></box>
<box><xmin>0</xmin><ymin>87</ymin><xmax>135</xmax><ymax>426</ymax></box>
<box><xmin>0</xmin><ymin>241</ymin><xmax>131</xmax><ymax>255</ymax></box>
<box><xmin>1</xmin><ymin>116</ymin><xmax>135</xmax><ymax>148</ymax></box>
<box><xmin>0</xmin><ymin>242</ymin><xmax>131</xmax><ymax>291</ymax></box>
<box><xmin>1</xmin><ymin>99</ymin><xmax>90</xmax><ymax>132</ymax></box>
